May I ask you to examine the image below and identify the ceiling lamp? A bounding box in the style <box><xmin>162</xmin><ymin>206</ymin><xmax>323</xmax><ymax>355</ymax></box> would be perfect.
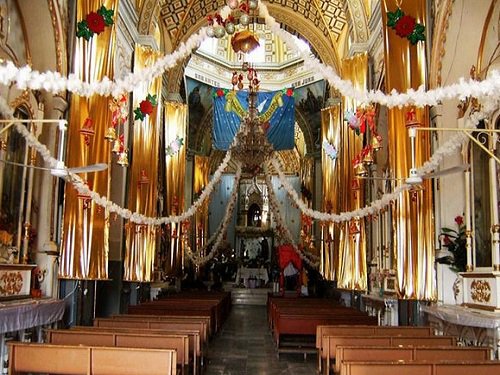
<box><xmin>231</xmin><ymin>30</ymin><xmax>260</xmax><ymax>54</ymax></box>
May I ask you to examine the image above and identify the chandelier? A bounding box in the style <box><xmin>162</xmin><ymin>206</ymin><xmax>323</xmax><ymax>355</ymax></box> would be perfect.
<box><xmin>230</xmin><ymin>90</ymin><xmax>274</xmax><ymax>174</ymax></box>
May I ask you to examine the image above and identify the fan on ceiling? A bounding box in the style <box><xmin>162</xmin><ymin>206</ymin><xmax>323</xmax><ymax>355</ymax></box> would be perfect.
<box><xmin>0</xmin><ymin>159</ymin><xmax>107</xmax><ymax>179</ymax></box>
<box><xmin>359</xmin><ymin>127</ymin><xmax>468</xmax><ymax>185</ymax></box>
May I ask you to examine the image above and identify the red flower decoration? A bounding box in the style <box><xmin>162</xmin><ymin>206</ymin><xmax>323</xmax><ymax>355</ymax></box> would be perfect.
<box><xmin>443</xmin><ymin>235</ymin><xmax>451</xmax><ymax>246</ymax></box>
<box><xmin>216</xmin><ymin>88</ymin><xmax>225</xmax><ymax>97</ymax></box>
<box><xmin>139</xmin><ymin>100</ymin><xmax>153</xmax><ymax>115</ymax></box>
<box><xmin>455</xmin><ymin>215</ymin><xmax>464</xmax><ymax>226</ymax></box>
<box><xmin>395</xmin><ymin>15</ymin><xmax>416</xmax><ymax>38</ymax></box>
<box><xmin>86</xmin><ymin>12</ymin><xmax>106</xmax><ymax>34</ymax></box>
<box><xmin>286</xmin><ymin>88</ymin><xmax>294</xmax><ymax>97</ymax></box>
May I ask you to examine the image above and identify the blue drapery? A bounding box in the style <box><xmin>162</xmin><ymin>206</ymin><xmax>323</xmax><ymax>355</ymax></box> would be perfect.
<box><xmin>213</xmin><ymin>89</ymin><xmax>295</xmax><ymax>150</ymax></box>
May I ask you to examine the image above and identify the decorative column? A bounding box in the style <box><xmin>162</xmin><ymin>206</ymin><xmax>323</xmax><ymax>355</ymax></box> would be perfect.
<box><xmin>382</xmin><ymin>0</ymin><xmax>435</xmax><ymax>300</ymax></box>
<box><xmin>59</xmin><ymin>0</ymin><xmax>118</xmax><ymax>280</ymax></box>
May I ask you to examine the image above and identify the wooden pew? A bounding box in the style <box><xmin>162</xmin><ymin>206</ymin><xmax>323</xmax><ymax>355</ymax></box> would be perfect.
<box><xmin>340</xmin><ymin>360</ymin><xmax>500</xmax><ymax>375</ymax></box>
<box><xmin>93</xmin><ymin>318</ymin><xmax>207</xmax><ymax>371</ymax></box>
<box><xmin>94</xmin><ymin>317</ymin><xmax>208</xmax><ymax>346</ymax></box>
<box><xmin>316</xmin><ymin>325</ymin><xmax>434</xmax><ymax>372</ymax></box>
<box><xmin>46</xmin><ymin>329</ymin><xmax>189</xmax><ymax>375</ymax></box>
<box><xmin>323</xmin><ymin>335</ymin><xmax>457</xmax><ymax>375</ymax></box>
<box><xmin>335</xmin><ymin>346</ymin><xmax>491</xmax><ymax>375</ymax></box>
<box><xmin>8</xmin><ymin>341</ymin><xmax>176</xmax><ymax>375</ymax></box>
<box><xmin>110</xmin><ymin>314</ymin><xmax>212</xmax><ymax>338</ymax></box>
<box><xmin>72</xmin><ymin>325</ymin><xmax>200</xmax><ymax>375</ymax></box>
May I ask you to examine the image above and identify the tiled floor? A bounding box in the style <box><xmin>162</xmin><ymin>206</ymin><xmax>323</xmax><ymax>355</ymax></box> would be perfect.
<box><xmin>205</xmin><ymin>305</ymin><xmax>317</xmax><ymax>375</ymax></box>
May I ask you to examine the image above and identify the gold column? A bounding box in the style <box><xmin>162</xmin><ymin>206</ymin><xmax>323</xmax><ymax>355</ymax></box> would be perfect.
<box><xmin>338</xmin><ymin>53</ymin><xmax>368</xmax><ymax>290</ymax></box>
<box><xmin>163</xmin><ymin>102</ymin><xmax>187</xmax><ymax>276</ymax></box>
<box><xmin>123</xmin><ymin>45</ymin><xmax>162</xmax><ymax>282</ymax></box>
<box><xmin>382</xmin><ymin>0</ymin><xmax>435</xmax><ymax>300</ymax></box>
<box><xmin>194</xmin><ymin>155</ymin><xmax>209</xmax><ymax>255</ymax></box>
<box><xmin>59</xmin><ymin>0</ymin><xmax>118</xmax><ymax>279</ymax></box>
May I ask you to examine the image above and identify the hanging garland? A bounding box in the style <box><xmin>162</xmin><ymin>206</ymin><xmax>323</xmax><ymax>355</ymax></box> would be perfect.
<box><xmin>184</xmin><ymin>162</ymin><xmax>242</xmax><ymax>266</ymax></box>
<box><xmin>386</xmin><ymin>7</ymin><xmax>425</xmax><ymax>45</ymax></box>
<box><xmin>0</xmin><ymin>96</ymin><xmax>497</xmax><ymax>228</ymax></box>
<box><xmin>263</xmin><ymin>162</ymin><xmax>319</xmax><ymax>268</ymax></box>
<box><xmin>76</xmin><ymin>6</ymin><xmax>114</xmax><ymax>41</ymax></box>
<box><xmin>0</xmin><ymin>0</ymin><xmax>498</xmax><ymax>106</ymax></box>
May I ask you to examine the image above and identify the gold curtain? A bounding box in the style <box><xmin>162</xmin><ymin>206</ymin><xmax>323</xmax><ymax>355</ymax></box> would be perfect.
<box><xmin>321</xmin><ymin>106</ymin><xmax>341</xmax><ymax>281</ymax></box>
<box><xmin>59</xmin><ymin>0</ymin><xmax>118</xmax><ymax>279</ymax></box>
<box><xmin>338</xmin><ymin>53</ymin><xmax>368</xmax><ymax>290</ymax></box>
<box><xmin>163</xmin><ymin>102</ymin><xmax>187</xmax><ymax>276</ymax></box>
<box><xmin>320</xmin><ymin>54</ymin><xmax>368</xmax><ymax>289</ymax></box>
<box><xmin>194</xmin><ymin>155</ymin><xmax>209</xmax><ymax>255</ymax></box>
<box><xmin>123</xmin><ymin>45</ymin><xmax>162</xmax><ymax>282</ymax></box>
<box><xmin>382</xmin><ymin>0</ymin><xmax>435</xmax><ymax>300</ymax></box>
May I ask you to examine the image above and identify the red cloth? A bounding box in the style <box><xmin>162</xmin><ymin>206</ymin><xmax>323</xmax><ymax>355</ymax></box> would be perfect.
<box><xmin>278</xmin><ymin>244</ymin><xmax>302</xmax><ymax>271</ymax></box>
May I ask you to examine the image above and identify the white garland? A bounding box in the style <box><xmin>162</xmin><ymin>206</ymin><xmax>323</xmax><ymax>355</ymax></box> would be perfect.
<box><xmin>0</xmin><ymin>27</ymin><xmax>208</xmax><ymax>97</ymax></box>
<box><xmin>270</xmin><ymin>99</ymin><xmax>497</xmax><ymax>222</ymax></box>
<box><xmin>0</xmin><ymin>1</ymin><xmax>498</xmax><ymax>106</ymax></box>
<box><xmin>0</xmin><ymin>97</ymin><xmax>233</xmax><ymax>225</ymax></box>
<box><xmin>185</xmin><ymin>162</ymin><xmax>242</xmax><ymax>266</ymax></box>
<box><xmin>257</xmin><ymin>1</ymin><xmax>500</xmax><ymax>108</ymax></box>
<box><xmin>263</xmin><ymin>162</ymin><xmax>320</xmax><ymax>268</ymax></box>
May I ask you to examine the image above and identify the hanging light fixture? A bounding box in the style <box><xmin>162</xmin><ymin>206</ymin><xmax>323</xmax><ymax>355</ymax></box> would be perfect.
<box><xmin>231</xmin><ymin>29</ymin><xmax>260</xmax><ymax>54</ymax></box>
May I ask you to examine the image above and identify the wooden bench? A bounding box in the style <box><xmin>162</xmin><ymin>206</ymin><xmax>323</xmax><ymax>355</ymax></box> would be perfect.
<box><xmin>335</xmin><ymin>346</ymin><xmax>491</xmax><ymax>375</ymax></box>
<box><xmin>94</xmin><ymin>317</ymin><xmax>208</xmax><ymax>346</ymax></box>
<box><xmin>340</xmin><ymin>360</ymin><xmax>500</xmax><ymax>375</ymax></box>
<box><xmin>323</xmin><ymin>335</ymin><xmax>457</xmax><ymax>375</ymax></box>
<box><xmin>8</xmin><ymin>341</ymin><xmax>176</xmax><ymax>375</ymax></box>
<box><xmin>46</xmin><ymin>329</ymin><xmax>189</xmax><ymax>375</ymax></box>
<box><xmin>72</xmin><ymin>325</ymin><xmax>201</xmax><ymax>375</ymax></box>
<box><xmin>109</xmin><ymin>314</ymin><xmax>212</xmax><ymax>338</ymax></box>
<box><xmin>316</xmin><ymin>325</ymin><xmax>434</xmax><ymax>372</ymax></box>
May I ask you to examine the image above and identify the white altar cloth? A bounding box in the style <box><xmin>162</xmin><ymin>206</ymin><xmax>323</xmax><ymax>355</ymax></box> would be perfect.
<box><xmin>236</xmin><ymin>267</ymin><xmax>269</xmax><ymax>287</ymax></box>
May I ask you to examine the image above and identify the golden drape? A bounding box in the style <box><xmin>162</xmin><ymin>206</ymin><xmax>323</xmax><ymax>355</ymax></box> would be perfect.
<box><xmin>59</xmin><ymin>0</ymin><xmax>118</xmax><ymax>279</ymax></box>
<box><xmin>123</xmin><ymin>45</ymin><xmax>162</xmax><ymax>282</ymax></box>
<box><xmin>194</xmin><ymin>155</ymin><xmax>209</xmax><ymax>255</ymax></box>
<box><xmin>382</xmin><ymin>0</ymin><xmax>435</xmax><ymax>300</ymax></box>
<box><xmin>163</xmin><ymin>103</ymin><xmax>187</xmax><ymax>276</ymax></box>
<box><xmin>320</xmin><ymin>54</ymin><xmax>368</xmax><ymax>289</ymax></box>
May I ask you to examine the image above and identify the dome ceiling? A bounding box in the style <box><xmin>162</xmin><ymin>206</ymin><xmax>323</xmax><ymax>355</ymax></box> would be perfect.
<box><xmin>158</xmin><ymin>0</ymin><xmax>348</xmax><ymax>49</ymax></box>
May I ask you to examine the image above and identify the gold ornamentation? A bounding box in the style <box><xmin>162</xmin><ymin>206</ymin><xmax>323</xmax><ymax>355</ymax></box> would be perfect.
<box><xmin>470</xmin><ymin>279</ymin><xmax>491</xmax><ymax>303</ymax></box>
<box><xmin>466</xmin><ymin>264</ymin><xmax>474</xmax><ymax>272</ymax></box>
<box><xmin>0</xmin><ymin>271</ymin><xmax>24</xmax><ymax>296</ymax></box>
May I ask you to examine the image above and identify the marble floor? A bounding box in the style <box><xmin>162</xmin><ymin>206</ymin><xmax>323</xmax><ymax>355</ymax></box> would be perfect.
<box><xmin>205</xmin><ymin>305</ymin><xmax>317</xmax><ymax>375</ymax></box>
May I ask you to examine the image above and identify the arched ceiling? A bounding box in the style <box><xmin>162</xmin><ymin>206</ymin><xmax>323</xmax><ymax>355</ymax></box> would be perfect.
<box><xmin>159</xmin><ymin>0</ymin><xmax>347</xmax><ymax>49</ymax></box>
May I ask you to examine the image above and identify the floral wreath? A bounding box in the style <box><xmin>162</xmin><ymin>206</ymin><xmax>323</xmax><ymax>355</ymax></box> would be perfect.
<box><xmin>166</xmin><ymin>136</ymin><xmax>184</xmax><ymax>157</ymax></box>
<box><xmin>76</xmin><ymin>6</ymin><xmax>114</xmax><ymax>41</ymax></box>
<box><xmin>387</xmin><ymin>7</ymin><xmax>425</xmax><ymax>45</ymax></box>
<box><xmin>134</xmin><ymin>94</ymin><xmax>157</xmax><ymax>121</ymax></box>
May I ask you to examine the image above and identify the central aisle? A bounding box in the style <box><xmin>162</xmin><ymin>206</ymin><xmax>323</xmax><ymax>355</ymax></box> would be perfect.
<box><xmin>206</xmin><ymin>305</ymin><xmax>317</xmax><ymax>375</ymax></box>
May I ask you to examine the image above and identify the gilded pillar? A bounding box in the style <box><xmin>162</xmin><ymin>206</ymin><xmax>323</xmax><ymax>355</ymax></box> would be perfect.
<box><xmin>382</xmin><ymin>0</ymin><xmax>435</xmax><ymax>300</ymax></box>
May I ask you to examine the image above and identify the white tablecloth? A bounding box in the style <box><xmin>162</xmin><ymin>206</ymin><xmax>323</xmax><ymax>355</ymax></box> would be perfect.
<box><xmin>0</xmin><ymin>298</ymin><xmax>65</xmax><ymax>334</ymax></box>
<box><xmin>236</xmin><ymin>267</ymin><xmax>269</xmax><ymax>287</ymax></box>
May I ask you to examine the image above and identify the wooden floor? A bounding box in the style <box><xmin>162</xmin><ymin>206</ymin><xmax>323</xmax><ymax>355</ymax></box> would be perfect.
<box><xmin>205</xmin><ymin>305</ymin><xmax>316</xmax><ymax>375</ymax></box>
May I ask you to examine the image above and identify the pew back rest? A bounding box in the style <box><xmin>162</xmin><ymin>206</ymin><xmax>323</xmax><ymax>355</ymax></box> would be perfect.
<box><xmin>335</xmin><ymin>346</ymin><xmax>491</xmax><ymax>374</ymax></box>
<box><xmin>47</xmin><ymin>329</ymin><xmax>189</xmax><ymax>366</ymax></box>
<box><xmin>340</xmin><ymin>360</ymin><xmax>500</xmax><ymax>375</ymax></box>
<box><xmin>316</xmin><ymin>325</ymin><xmax>433</xmax><ymax>349</ymax></box>
<box><xmin>7</xmin><ymin>342</ymin><xmax>176</xmax><ymax>375</ymax></box>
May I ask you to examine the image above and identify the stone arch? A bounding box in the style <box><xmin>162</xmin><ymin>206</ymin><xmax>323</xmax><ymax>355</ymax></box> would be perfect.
<box><xmin>165</xmin><ymin>4</ymin><xmax>340</xmax><ymax>95</ymax></box>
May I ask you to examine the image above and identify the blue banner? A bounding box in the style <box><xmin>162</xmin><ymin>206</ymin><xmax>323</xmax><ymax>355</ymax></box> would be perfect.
<box><xmin>212</xmin><ymin>88</ymin><xmax>295</xmax><ymax>150</ymax></box>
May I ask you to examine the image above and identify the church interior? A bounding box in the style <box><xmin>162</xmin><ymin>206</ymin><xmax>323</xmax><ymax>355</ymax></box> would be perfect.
<box><xmin>1</xmin><ymin>0</ymin><xmax>500</xmax><ymax>374</ymax></box>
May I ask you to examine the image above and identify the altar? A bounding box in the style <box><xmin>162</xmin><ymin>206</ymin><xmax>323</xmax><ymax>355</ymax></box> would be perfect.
<box><xmin>422</xmin><ymin>304</ymin><xmax>500</xmax><ymax>358</ymax></box>
<box><xmin>235</xmin><ymin>267</ymin><xmax>269</xmax><ymax>288</ymax></box>
<box><xmin>0</xmin><ymin>297</ymin><xmax>65</xmax><ymax>372</ymax></box>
